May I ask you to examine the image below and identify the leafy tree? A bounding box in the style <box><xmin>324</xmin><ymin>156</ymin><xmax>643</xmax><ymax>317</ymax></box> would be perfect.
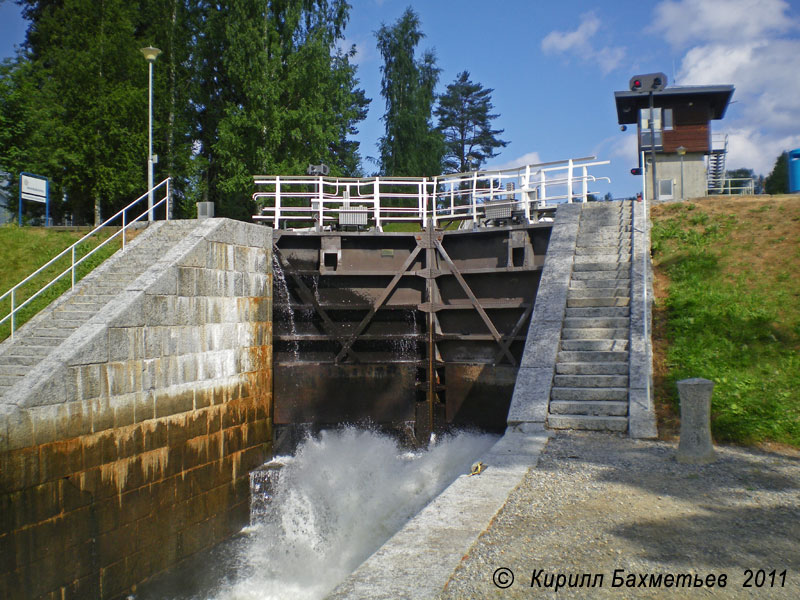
<box><xmin>1</xmin><ymin>0</ymin><xmax>368</xmax><ymax>224</ymax></box>
<box><xmin>375</xmin><ymin>7</ymin><xmax>443</xmax><ymax>177</ymax></box>
<box><xmin>192</xmin><ymin>0</ymin><xmax>367</xmax><ymax>219</ymax></box>
<box><xmin>764</xmin><ymin>151</ymin><xmax>788</xmax><ymax>195</ymax></box>
<box><xmin>435</xmin><ymin>71</ymin><xmax>507</xmax><ymax>173</ymax></box>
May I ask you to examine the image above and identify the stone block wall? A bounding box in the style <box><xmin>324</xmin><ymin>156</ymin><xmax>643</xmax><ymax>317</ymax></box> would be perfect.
<box><xmin>0</xmin><ymin>218</ymin><xmax>272</xmax><ymax>599</ymax></box>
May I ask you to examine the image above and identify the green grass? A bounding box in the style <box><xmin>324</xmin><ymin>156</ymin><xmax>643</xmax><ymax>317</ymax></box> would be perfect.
<box><xmin>0</xmin><ymin>225</ymin><xmax>122</xmax><ymax>340</ymax></box>
<box><xmin>651</xmin><ymin>198</ymin><xmax>800</xmax><ymax>447</ymax></box>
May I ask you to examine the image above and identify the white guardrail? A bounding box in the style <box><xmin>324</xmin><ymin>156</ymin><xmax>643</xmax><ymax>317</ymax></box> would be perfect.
<box><xmin>0</xmin><ymin>178</ymin><xmax>171</xmax><ymax>339</ymax></box>
<box><xmin>708</xmin><ymin>177</ymin><xmax>756</xmax><ymax>195</ymax></box>
<box><xmin>252</xmin><ymin>156</ymin><xmax>610</xmax><ymax>230</ymax></box>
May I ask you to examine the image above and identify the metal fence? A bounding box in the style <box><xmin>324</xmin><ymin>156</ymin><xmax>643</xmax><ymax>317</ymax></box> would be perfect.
<box><xmin>252</xmin><ymin>157</ymin><xmax>610</xmax><ymax>230</ymax></box>
<box><xmin>0</xmin><ymin>178</ymin><xmax>171</xmax><ymax>339</ymax></box>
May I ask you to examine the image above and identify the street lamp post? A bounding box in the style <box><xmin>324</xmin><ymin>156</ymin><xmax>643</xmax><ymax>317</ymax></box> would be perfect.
<box><xmin>140</xmin><ymin>46</ymin><xmax>161</xmax><ymax>221</ymax></box>
<box><xmin>677</xmin><ymin>146</ymin><xmax>686</xmax><ymax>202</ymax></box>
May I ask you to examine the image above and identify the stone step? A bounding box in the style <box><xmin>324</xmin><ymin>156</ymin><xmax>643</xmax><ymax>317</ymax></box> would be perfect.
<box><xmin>555</xmin><ymin>362</ymin><xmax>629</xmax><ymax>375</ymax></box>
<box><xmin>0</xmin><ymin>354</ymin><xmax>41</xmax><ymax>366</ymax></box>
<box><xmin>574</xmin><ymin>254</ymin><xmax>630</xmax><ymax>264</ymax></box>
<box><xmin>580</xmin><ymin>225</ymin><xmax>632</xmax><ymax>233</ymax></box>
<box><xmin>565</xmin><ymin>306</ymin><xmax>630</xmax><ymax>317</ymax></box>
<box><xmin>575</xmin><ymin>245</ymin><xmax>631</xmax><ymax>256</ymax></box>
<box><xmin>52</xmin><ymin>309</ymin><xmax>95</xmax><ymax>320</ymax></box>
<box><xmin>549</xmin><ymin>401</ymin><xmax>629</xmax><ymax>417</ymax></box>
<box><xmin>561</xmin><ymin>339</ymin><xmax>629</xmax><ymax>351</ymax></box>
<box><xmin>14</xmin><ymin>337</ymin><xmax>62</xmax><ymax>348</ymax></box>
<box><xmin>46</xmin><ymin>318</ymin><xmax>85</xmax><ymax>328</ymax></box>
<box><xmin>572</xmin><ymin>261</ymin><xmax>631</xmax><ymax>272</ymax></box>
<box><xmin>576</xmin><ymin>236</ymin><xmax>630</xmax><ymax>246</ymax></box>
<box><xmin>558</xmin><ymin>350</ymin><xmax>629</xmax><ymax>363</ymax></box>
<box><xmin>550</xmin><ymin>387</ymin><xmax>628</xmax><ymax>401</ymax></box>
<box><xmin>29</xmin><ymin>327</ymin><xmax>74</xmax><ymax>339</ymax></box>
<box><xmin>569</xmin><ymin>278</ymin><xmax>631</xmax><ymax>289</ymax></box>
<box><xmin>554</xmin><ymin>374</ymin><xmax>629</xmax><ymax>387</ymax></box>
<box><xmin>0</xmin><ymin>374</ymin><xmax>24</xmax><ymax>387</ymax></box>
<box><xmin>571</xmin><ymin>269</ymin><xmax>630</xmax><ymax>280</ymax></box>
<box><xmin>0</xmin><ymin>364</ymin><xmax>30</xmax><ymax>377</ymax></box>
<box><xmin>563</xmin><ymin>316</ymin><xmax>630</xmax><ymax>329</ymax></box>
<box><xmin>547</xmin><ymin>414</ymin><xmax>628</xmax><ymax>432</ymax></box>
<box><xmin>561</xmin><ymin>327</ymin><xmax>629</xmax><ymax>340</ymax></box>
<box><xmin>567</xmin><ymin>297</ymin><xmax>630</xmax><ymax>308</ymax></box>
<box><xmin>0</xmin><ymin>344</ymin><xmax>52</xmax><ymax>356</ymax></box>
<box><xmin>568</xmin><ymin>287</ymin><xmax>629</xmax><ymax>298</ymax></box>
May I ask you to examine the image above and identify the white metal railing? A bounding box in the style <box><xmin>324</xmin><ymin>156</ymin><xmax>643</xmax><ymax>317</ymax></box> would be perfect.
<box><xmin>0</xmin><ymin>178</ymin><xmax>171</xmax><ymax>339</ymax></box>
<box><xmin>252</xmin><ymin>157</ymin><xmax>610</xmax><ymax>230</ymax></box>
<box><xmin>708</xmin><ymin>177</ymin><xmax>756</xmax><ymax>195</ymax></box>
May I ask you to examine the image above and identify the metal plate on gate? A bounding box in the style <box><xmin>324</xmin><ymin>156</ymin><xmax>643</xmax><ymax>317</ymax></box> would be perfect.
<box><xmin>274</xmin><ymin>363</ymin><xmax>416</xmax><ymax>425</ymax></box>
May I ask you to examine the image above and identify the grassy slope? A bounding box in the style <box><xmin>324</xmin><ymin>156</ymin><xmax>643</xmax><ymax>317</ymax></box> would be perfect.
<box><xmin>651</xmin><ymin>196</ymin><xmax>800</xmax><ymax>448</ymax></box>
<box><xmin>0</xmin><ymin>225</ymin><xmax>123</xmax><ymax>340</ymax></box>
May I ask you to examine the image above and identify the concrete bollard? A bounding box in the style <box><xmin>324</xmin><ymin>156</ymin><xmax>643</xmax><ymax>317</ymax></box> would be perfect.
<box><xmin>676</xmin><ymin>378</ymin><xmax>716</xmax><ymax>464</ymax></box>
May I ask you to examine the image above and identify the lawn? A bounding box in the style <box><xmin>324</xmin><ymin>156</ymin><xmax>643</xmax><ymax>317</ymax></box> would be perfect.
<box><xmin>651</xmin><ymin>195</ymin><xmax>800</xmax><ymax>448</ymax></box>
<box><xmin>0</xmin><ymin>225</ymin><xmax>123</xmax><ymax>340</ymax></box>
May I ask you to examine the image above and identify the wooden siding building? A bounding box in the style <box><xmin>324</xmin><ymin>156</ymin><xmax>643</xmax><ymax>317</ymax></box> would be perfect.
<box><xmin>614</xmin><ymin>85</ymin><xmax>735</xmax><ymax>200</ymax></box>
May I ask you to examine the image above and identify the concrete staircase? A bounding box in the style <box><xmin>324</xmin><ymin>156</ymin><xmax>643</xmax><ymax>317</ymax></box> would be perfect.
<box><xmin>0</xmin><ymin>220</ymin><xmax>201</xmax><ymax>399</ymax></box>
<box><xmin>548</xmin><ymin>201</ymin><xmax>632</xmax><ymax>432</ymax></box>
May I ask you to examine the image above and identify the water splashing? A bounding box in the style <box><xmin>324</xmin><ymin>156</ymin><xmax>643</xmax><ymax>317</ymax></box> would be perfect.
<box><xmin>213</xmin><ymin>428</ymin><xmax>497</xmax><ymax>600</ymax></box>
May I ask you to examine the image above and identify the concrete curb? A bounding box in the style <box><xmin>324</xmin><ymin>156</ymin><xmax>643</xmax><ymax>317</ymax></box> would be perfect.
<box><xmin>507</xmin><ymin>203</ymin><xmax>581</xmax><ymax>425</ymax></box>
<box><xmin>628</xmin><ymin>200</ymin><xmax>658</xmax><ymax>438</ymax></box>
<box><xmin>327</xmin><ymin>424</ymin><xmax>551</xmax><ymax>600</ymax></box>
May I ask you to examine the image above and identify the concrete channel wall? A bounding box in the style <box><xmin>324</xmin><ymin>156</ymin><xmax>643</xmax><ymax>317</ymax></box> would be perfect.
<box><xmin>0</xmin><ymin>219</ymin><xmax>273</xmax><ymax>600</ymax></box>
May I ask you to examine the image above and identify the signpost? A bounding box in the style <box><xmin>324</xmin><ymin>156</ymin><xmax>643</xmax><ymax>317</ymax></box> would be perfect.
<box><xmin>19</xmin><ymin>172</ymin><xmax>50</xmax><ymax>226</ymax></box>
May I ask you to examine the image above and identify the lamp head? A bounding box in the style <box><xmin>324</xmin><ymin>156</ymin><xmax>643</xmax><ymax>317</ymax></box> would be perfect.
<box><xmin>140</xmin><ymin>46</ymin><xmax>162</xmax><ymax>62</ymax></box>
<box><xmin>677</xmin><ymin>146</ymin><xmax>687</xmax><ymax>156</ymax></box>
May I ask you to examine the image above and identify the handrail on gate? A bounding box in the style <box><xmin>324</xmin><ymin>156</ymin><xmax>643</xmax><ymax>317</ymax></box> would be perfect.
<box><xmin>0</xmin><ymin>178</ymin><xmax>171</xmax><ymax>339</ymax></box>
<box><xmin>251</xmin><ymin>156</ymin><xmax>611</xmax><ymax>230</ymax></box>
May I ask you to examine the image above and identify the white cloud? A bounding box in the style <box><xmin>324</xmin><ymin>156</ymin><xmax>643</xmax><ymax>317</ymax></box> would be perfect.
<box><xmin>542</xmin><ymin>13</ymin><xmax>601</xmax><ymax>53</ymax></box>
<box><xmin>541</xmin><ymin>12</ymin><xmax>626</xmax><ymax>75</ymax></box>
<box><xmin>488</xmin><ymin>151</ymin><xmax>543</xmax><ymax>171</ymax></box>
<box><xmin>725</xmin><ymin>128</ymin><xmax>800</xmax><ymax>174</ymax></box>
<box><xmin>651</xmin><ymin>0</ymin><xmax>800</xmax><ymax>174</ymax></box>
<box><xmin>608</xmin><ymin>133</ymin><xmax>639</xmax><ymax>163</ymax></box>
<box><xmin>652</xmin><ymin>0</ymin><xmax>794</xmax><ymax>47</ymax></box>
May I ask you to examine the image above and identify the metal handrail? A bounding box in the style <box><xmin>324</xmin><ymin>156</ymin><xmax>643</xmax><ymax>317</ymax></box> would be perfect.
<box><xmin>0</xmin><ymin>178</ymin><xmax>171</xmax><ymax>338</ymax></box>
<box><xmin>708</xmin><ymin>177</ymin><xmax>756</xmax><ymax>195</ymax></box>
<box><xmin>252</xmin><ymin>157</ymin><xmax>611</xmax><ymax>230</ymax></box>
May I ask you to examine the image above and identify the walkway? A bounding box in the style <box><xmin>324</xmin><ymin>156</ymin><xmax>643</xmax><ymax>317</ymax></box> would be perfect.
<box><xmin>439</xmin><ymin>432</ymin><xmax>800</xmax><ymax>599</ymax></box>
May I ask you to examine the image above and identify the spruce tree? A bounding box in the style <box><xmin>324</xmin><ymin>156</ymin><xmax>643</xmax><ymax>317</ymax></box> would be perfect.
<box><xmin>764</xmin><ymin>151</ymin><xmax>789</xmax><ymax>195</ymax></box>
<box><xmin>435</xmin><ymin>71</ymin><xmax>508</xmax><ymax>173</ymax></box>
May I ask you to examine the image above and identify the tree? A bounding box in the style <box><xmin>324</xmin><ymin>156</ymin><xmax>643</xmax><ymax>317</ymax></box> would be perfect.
<box><xmin>375</xmin><ymin>8</ymin><xmax>443</xmax><ymax>177</ymax></box>
<box><xmin>764</xmin><ymin>152</ymin><xmax>788</xmax><ymax>195</ymax></box>
<box><xmin>192</xmin><ymin>0</ymin><xmax>368</xmax><ymax>219</ymax></box>
<box><xmin>435</xmin><ymin>71</ymin><xmax>507</xmax><ymax>173</ymax></box>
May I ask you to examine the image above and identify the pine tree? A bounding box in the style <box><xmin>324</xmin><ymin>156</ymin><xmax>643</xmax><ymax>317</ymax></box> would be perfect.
<box><xmin>375</xmin><ymin>8</ymin><xmax>443</xmax><ymax>177</ymax></box>
<box><xmin>435</xmin><ymin>71</ymin><xmax>508</xmax><ymax>173</ymax></box>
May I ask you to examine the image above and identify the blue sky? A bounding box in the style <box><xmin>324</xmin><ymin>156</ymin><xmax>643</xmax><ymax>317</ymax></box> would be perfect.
<box><xmin>2</xmin><ymin>0</ymin><xmax>799</xmax><ymax>199</ymax></box>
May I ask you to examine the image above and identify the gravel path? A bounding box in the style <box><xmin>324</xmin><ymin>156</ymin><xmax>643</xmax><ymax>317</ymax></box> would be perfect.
<box><xmin>439</xmin><ymin>432</ymin><xmax>800</xmax><ymax>599</ymax></box>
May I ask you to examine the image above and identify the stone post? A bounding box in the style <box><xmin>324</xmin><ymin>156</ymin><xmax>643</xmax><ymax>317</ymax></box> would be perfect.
<box><xmin>676</xmin><ymin>378</ymin><xmax>716</xmax><ymax>464</ymax></box>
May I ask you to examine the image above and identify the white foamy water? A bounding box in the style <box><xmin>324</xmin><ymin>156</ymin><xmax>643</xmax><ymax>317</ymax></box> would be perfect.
<box><xmin>210</xmin><ymin>428</ymin><xmax>497</xmax><ymax>600</ymax></box>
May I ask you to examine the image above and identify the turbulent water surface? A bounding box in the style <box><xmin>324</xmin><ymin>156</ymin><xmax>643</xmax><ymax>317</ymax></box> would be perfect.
<box><xmin>135</xmin><ymin>428</ymin><xmax>498</xmax><ymax>600</ymax></box>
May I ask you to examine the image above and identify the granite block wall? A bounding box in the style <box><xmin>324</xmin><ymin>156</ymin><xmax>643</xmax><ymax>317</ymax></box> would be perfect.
<box><xmin>0</xmin><ymin>218</ymin><xmax>272</xmax><ymax>599</ymax></box>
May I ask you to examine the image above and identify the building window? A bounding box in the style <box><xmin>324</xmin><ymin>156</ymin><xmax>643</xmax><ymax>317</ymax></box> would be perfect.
<box><xmin>663</xmin><ymin>108</ymin><xmax>674</xmax><ymax>130</ymax></box>
<box><xmin>639</xmin><ymin>108</ymin><xmax>670</xmax><ymax>150</ymax></box>
<box><xmin>658</xmin><ymin>179</ymin><xmax>674</xmax><ymax>200</ymax></box>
